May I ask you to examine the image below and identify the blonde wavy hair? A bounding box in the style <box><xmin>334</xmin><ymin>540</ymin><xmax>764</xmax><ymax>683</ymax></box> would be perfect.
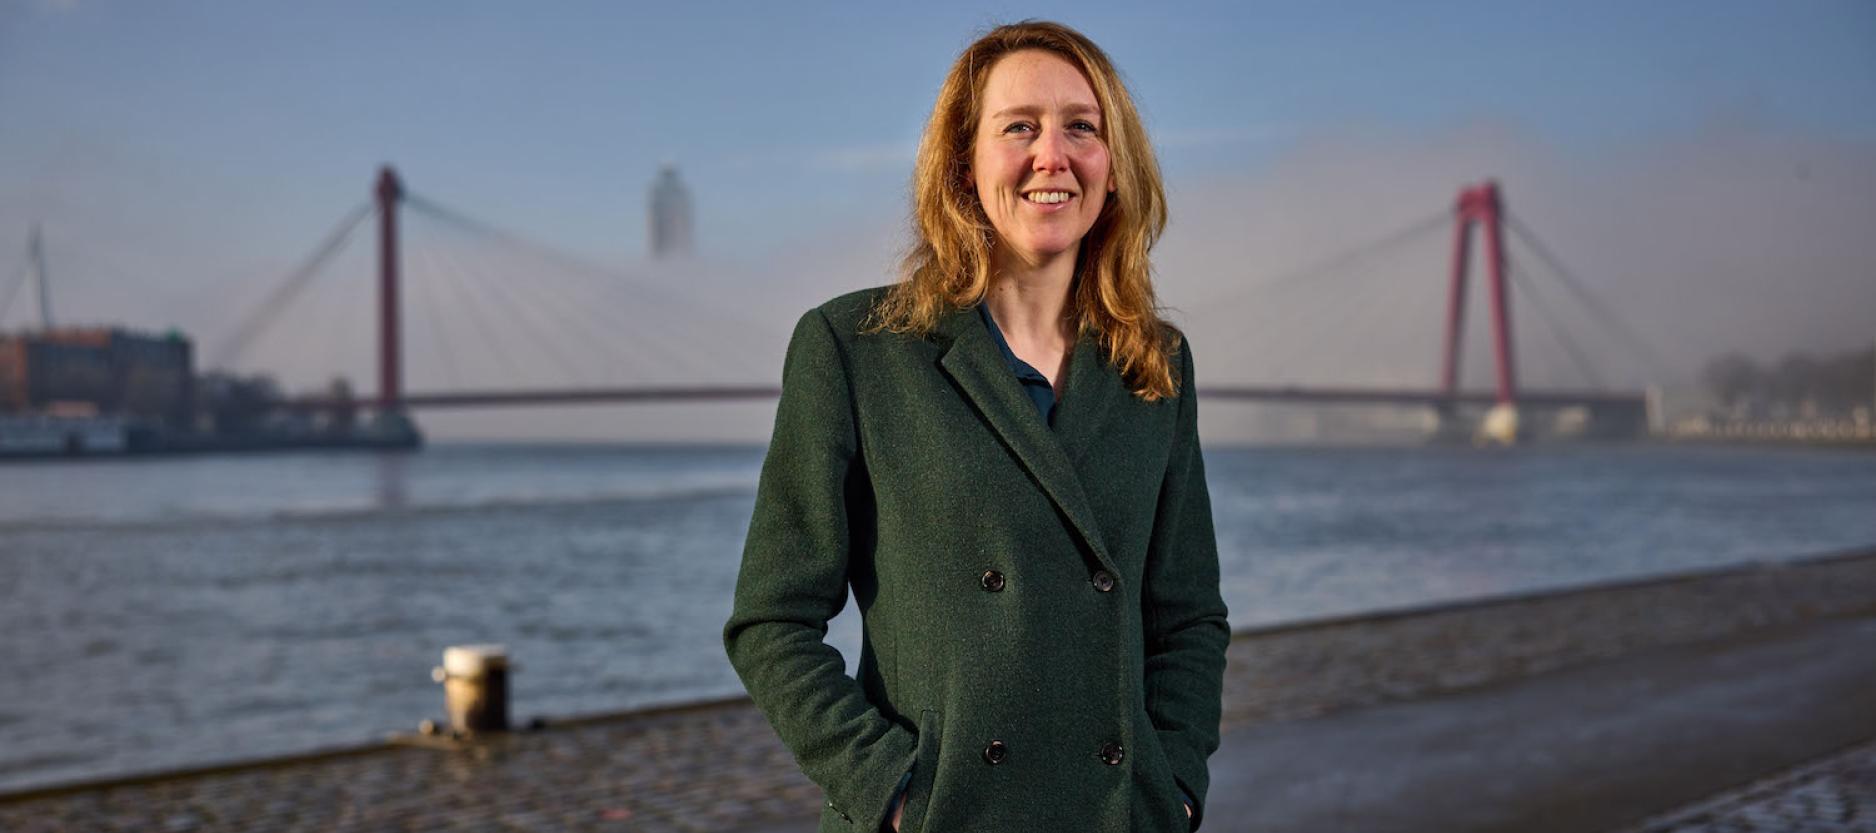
<box><xmin>862</xmin><ymin>19</ymin><xmax>1180</xmax><ymax>401</ymax></box>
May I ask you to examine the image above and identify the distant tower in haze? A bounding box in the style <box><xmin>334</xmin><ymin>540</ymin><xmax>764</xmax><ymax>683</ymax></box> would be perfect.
<box><xmin>648</xmin><ymin>164</ymin><xmax>693</xmax><ymax>259</ymax></box>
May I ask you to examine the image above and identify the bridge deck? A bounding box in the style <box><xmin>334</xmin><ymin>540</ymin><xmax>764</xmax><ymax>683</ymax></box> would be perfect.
<box><xmin>286</xmin><ymin>385</ymin><xmax>1649</xmax><ymax>410</ymax></box>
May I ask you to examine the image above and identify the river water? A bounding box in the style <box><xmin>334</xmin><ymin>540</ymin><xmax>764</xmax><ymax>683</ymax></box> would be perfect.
<box><xmin>1</xmin><ymin>442</ymin><xmax>1873</xmax><ymax>791</ymax></box>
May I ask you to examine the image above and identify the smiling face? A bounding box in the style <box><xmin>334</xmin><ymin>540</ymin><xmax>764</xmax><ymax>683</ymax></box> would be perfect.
<box><xmin>968</xmin><ymin>49</ymin><xmax>1114</xmax><ymax>271</ymax></box>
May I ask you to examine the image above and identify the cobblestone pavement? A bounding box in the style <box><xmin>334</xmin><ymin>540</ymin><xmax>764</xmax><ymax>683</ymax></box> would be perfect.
<box><xmin>0</xmin><ymin>703</ymin><xmax>821</xmax><ymax>833</ymax></box>
<box><xmin>1616</xmin><ymin>739</ymin><xmax>1876</xmax><ymax>833</ymax></box>
<box><xmin>1218</xmin><ymin>547</ymin><xmax>1876</xmax><ymax>728</ymax></box>
<box><xmin>2</xmin><ymin>549</ymin><xmax>1873</xmax><ymax>832</ymax></box>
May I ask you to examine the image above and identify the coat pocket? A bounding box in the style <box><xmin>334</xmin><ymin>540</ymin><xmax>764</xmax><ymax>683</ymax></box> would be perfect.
<box><xmin>1135</xmin><ymin>727</ymin><xmax>1190</xmax><ymax>828</ymax></box>
<box><xmin>896</xmin><ymin>708</ymin><xmax>944</xmax><ymax>833</ymax></box>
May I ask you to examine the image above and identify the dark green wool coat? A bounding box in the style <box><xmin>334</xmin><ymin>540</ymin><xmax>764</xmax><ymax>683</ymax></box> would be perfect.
<box><xmin>722</xmin><ymin>286</ymin><xmax>1230</xmax><ymax>832</ymax></box>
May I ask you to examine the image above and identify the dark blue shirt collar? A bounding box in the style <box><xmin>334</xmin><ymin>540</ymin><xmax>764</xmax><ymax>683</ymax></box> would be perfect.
<box><xmin>978</xmin><ymin>303</ymin><xmax>1058</xmax><ymax>427</ymax></box>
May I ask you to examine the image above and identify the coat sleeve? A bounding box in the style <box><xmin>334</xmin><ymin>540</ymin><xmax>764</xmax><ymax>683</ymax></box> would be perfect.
<box><xmin>722</xmin><ymin>307</ymin><xmax>915</xmax><ymax>832</ymax></box>
<box><xmin>1142</xmin><ymin>334</ymin><xmax>1232</xmax><ymax>831</ymax></box>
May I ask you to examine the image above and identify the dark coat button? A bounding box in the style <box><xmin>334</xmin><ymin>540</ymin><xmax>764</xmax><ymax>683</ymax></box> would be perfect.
<box><xmin>980</xmin><ymin>570</ymin><xmax>1005</xmax><ymax>592</ymax></box>
<box><xmin>1091</xmin><ymin>570</ymin><xmax>1116</xmax><ymax>592</ymax></box>
<box><xmin>1099</xmin><ymin>741</ymin><xmax>1125</xmax><ymax>766</ymax></box>
<box><xmin>982</xmin><ymin>740</ymin><xmax>1008</xmax><ymax>765</ymax></box>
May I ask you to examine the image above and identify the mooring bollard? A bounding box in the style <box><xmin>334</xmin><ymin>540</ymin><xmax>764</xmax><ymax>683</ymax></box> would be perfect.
<box><xmin>430</xmin><ymin>644</ymin><xmax>510</xmax><ymax>734</ymax></box>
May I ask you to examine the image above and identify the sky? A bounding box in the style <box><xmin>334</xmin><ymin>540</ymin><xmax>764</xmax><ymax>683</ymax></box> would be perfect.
<box><xmin>1</xmin><ymin>0</ymin><xmax>1873</xmax><ymax>440</ymax></box>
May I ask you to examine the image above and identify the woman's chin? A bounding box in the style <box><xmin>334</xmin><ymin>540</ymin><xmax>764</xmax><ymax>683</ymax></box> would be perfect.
<box><xmin>1003</xmin><ymin>237</ymin><xmax>1087</xmax><ymax>267</ymax></box>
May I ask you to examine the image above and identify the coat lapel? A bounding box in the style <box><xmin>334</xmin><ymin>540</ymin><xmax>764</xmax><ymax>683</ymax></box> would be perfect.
<box><xmin>1050</xmin><ymin>320</ymin><xmax>1118</xmax><ymax>467</ymax></box>
<box><xmin>935</xmin><ymin>306</ymin><xmax>1118</xmax><ymax>577</ymax></box>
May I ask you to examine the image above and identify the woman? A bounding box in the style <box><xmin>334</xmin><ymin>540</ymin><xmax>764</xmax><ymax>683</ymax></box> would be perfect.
<box><xmin>722</xmin><ymin>20</ymin><xmax>1228</xmax><ymax>833</ymax></box>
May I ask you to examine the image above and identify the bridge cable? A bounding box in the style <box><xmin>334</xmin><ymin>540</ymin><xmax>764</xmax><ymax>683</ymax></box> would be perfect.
<box><xmin>426</xmin><ymin>223</ymin><xmax>681</xmax><ymax>390</ymax></box>
<box><xmin>210</xmin><ymin>202</ymin><xmax>374</xmax><ymax>369</ymax></box>
<box><xmin>1219</xmin><ymin>246</ymin><xmax>1381</xmax><ymax>382</ymax></box>
<box><xmin>1294</xmin><ymin>269</ymin><xmax>1413</xmax><ymax>385</ymax></box>
<box><xmin>401</xmin><ymin>191</ymin><xmax>782</xmax><ymax>346</ymax></box>
<box><xmin>420</xmin><ymin>232</ymin><xmax>533</xmax><ymax>383</ymax></box>
<box><xmin>1190</xmin><ymin>207</ymin><xmax>1449</xmax><ymax>385</ymax></box>
<box><xmin>1255</xmin><ymin>243</ymin><xmax>1436</xmax><ymax>387</ymax></box>
<box><xmin>1277</xmin><ymin>272</ymin><xmax>1393</xmax><ymax>383</ymax></box>
<box><xmin>311</xmin><ymin>252</ymin><xmax>351</xmax><ymax>392</ymax></box>
<box><xmin>1410</xmin><ymin>263</ymin><xmax>1464</xmax><ymax>390</ymax></box>
<box><xmin>1201</xmin><ymin>208</ymin><xmax>1451</xmax><ymax>313</ymax></box>
<box><xmin>403</xmin><ymin>191</ymin><xmax>782</xmax><ymax>381</ymax></box>
<box><xmin>1378</xmin><ymin>262</ymin><xmax>1455</xmax><ymax>389</ymax></box>
<box><xmin>430</xmin><ymin>227</ymin><xmax>597</xmax><ymax>386</ymax></box>
<box><xmin>1366</xmin><ymin>263</ymin><xmax>1451</xmax><ymax>387</ymax></box>
<box><xmin>406</xmin><ymin>212</ymin><xmax>722</xmax><ymax>384</ymax></box>
<box><xmin>499</xmin><ymin>252</ymin><xmax>719</xmax><ymax>383</ymax></box>
<box><xmin>1501</xmin><ymin>210</ymin><xmax>1672</xmax><ymax>384</ymax></box>
<box><xmin>1235</xmin><ymin>278</ymin><xmax>1357</xmax><ymax>384</ymax></box>
<box><xmin>1502</xmin><ymin>253</ymin><xmax>1605</xmax><ymax>389</ymax></box>
<box><xmin>456</xmin><ymin>229</ymin><xmax>723</xmax><ymax>382</ymax></box>
<box><xmin>406</xmin><ymin>231</ymin><xmax>465</xmax><ymax>388</ymax></box>
<box><xmin>0</xmin><ymin>254</ymin><xmax>30</xmax><ymax>327</ymax></box>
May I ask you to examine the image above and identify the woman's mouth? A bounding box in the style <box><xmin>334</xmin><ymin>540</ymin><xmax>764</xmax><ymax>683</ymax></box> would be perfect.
<box><xmin>1022</xmin><ymin>190</ymin><xmax>1076</xmax><ymax>212</ymax></box>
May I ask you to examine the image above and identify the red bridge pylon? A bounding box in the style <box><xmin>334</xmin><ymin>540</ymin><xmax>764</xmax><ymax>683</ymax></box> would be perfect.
<box><xmin>1438</xmin><ymin>180</ymin><xmax>1522</xmax><ymax>443</ymax></box>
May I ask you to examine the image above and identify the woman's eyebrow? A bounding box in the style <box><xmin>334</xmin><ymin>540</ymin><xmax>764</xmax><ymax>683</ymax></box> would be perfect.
<box><xmin>987</xmin><ymin>102</ymin><xmax>1103</xmax><ymax>120</ymax></box>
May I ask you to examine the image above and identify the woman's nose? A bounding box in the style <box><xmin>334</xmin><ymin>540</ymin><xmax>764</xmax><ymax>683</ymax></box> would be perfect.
<box><xmin>1031</xmin><ymin>128</ymin><xmax>1071</xmax><ymax>173</ymax></box>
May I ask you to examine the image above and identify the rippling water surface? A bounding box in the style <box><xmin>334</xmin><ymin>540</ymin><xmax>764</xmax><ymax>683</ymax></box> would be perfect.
<box><xmin>2</xmin><ymin>442</ymin><xmax>1873</xmax><ymax>790</ymax></box>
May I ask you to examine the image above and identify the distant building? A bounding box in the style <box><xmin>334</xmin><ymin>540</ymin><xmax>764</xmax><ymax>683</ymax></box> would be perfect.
<box><xmin>648</xmin><ymin>164</ymin><xmax>694</xmax><ymax>258</ymax></box>
<box><xmin>0</xmin><ymin>327</ymin><xmax>194</xmax><ymax>428</ymax></box>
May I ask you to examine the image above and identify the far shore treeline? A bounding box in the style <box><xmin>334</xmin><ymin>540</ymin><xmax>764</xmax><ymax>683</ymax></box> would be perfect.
<box><xmin>1701</xmin><ymin>344</ymin><xmax>1876</xmax><ymax>419</ymax></box>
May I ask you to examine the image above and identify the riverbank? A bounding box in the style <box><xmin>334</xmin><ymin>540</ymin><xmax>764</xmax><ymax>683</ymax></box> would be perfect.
<box><xmin>3</xmin><ymin>545</ymin><xmax>1873</xmax><ymax>831</ymax></box>
<box><xmin>0</xmin><ymin>410</ymin><xmax>421</xmax><ymax>461</ymax></box>
<box><xmin>1662</xmin><ymin>418</ymin><xmax>1876</xmax><ymax>450</ymax></box>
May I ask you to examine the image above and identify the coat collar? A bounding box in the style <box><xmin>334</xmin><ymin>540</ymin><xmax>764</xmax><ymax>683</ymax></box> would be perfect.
<box><xmin>934</xmin><ymin>304</ymin><xmax>1119</xmax><ymax>576</ymax></box>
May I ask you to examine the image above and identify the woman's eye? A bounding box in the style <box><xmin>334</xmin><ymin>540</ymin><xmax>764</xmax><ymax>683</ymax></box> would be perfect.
<box><xmin>1003</xmin><ymin>122</ymin><xmax>1035</xmax><ymax>134</ymax></box>
<box><xmin>1071</xmin><ymin>120</ymin><xmax>1099</xmax><ymax>133</ymax></box>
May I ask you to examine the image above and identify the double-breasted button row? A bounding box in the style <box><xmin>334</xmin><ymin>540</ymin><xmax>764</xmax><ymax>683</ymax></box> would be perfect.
<box><xmin>983</xmin><ymin>742</ymin><xmax>1125</xmax><ymax>769</ymax></box>
<box><xmin>977</xmin><ymin>570</ymin><xmax>1114</xmax><ymax>592</ymax></box>
<box><xmin>977</xmin><ymin>739</ymin><xmax>1125</xmax><ymax>766</ymax></box>
<box><xmin>982</xmin><ymin>739</ymin><xmax>1009</xmax><ymax>765</ymax></box>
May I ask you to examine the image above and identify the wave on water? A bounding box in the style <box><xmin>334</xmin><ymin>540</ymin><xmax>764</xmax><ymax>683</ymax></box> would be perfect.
<box><xmin>0</xmin><ymin>482</ymin><xmax>760</xmax><ymax>535</ymax></box>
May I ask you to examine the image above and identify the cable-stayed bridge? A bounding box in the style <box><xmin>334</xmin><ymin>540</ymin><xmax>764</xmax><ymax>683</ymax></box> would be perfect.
<box><xmin>36</xmin><ymin>166</ymin><xmax>1658</xmax><ymax>445</ymax></box>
